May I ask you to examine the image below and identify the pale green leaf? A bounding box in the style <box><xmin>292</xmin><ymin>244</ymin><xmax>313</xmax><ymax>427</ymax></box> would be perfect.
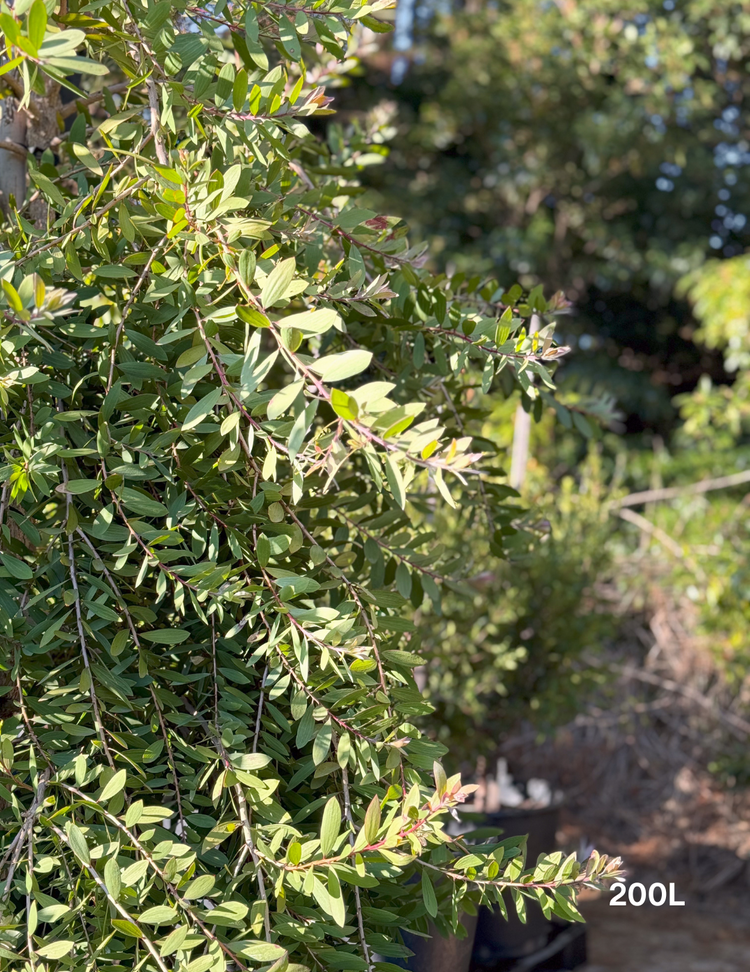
<box><xmin>260</xmin><ymin>257</ymin><xmax>297</xmax><ymax>307</ymax></box>
<box><xmin>99</xmin><ymin>768</ymin><xmax>127</xmax><ymax>802</ymax></box>
<box><xmin>320</xmin><ymin>796</ymin><xmax>341</xmax><ymax>857</ymax></box>
<box><xmin>183</xmin><ymin>388</ymin><xmax>222</xmax><ymax>431</ymax></box>
<box><xmin>310</xmin><ymin>350</ymin><xmax>372</xmax><ymax>383</ymax></box>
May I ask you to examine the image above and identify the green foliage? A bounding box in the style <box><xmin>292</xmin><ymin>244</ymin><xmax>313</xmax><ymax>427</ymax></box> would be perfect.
<box><xmin>674</xmin><ymin>256</ymin><xmax>750</xmax><ymax>448</ymax></box>
<box><xmin>368</xmin><ymin>0</ymin><xmax>750</xmax><ymax>289</ymax></box>
<box><xmin>639</xmin><ymin>260</ymin><xmax>750</xmax><ymax>679</ymax></box>
<box><xmin>419</xmin><ymin>445</ymin><xmax>616</xmax><ymax>762</ymax></box>
<box><xmin>679</xmin><ymin>256</ymin><xmax>750</xmax><ymax>373</ymax></box>
<box><xmin>0</xmin><ymin>1</ymin><xmax>622</xmax><ymax>969</ymax></box>
<box><xmin>354</xmin><ymin>0</ymin><xmax>750</xmax><ymax>431</ymax></box>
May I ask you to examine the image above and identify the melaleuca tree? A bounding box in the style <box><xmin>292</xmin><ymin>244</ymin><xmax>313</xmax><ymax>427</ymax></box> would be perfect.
<box><xmin>0</xmin><ymin>2</ymin><xmax>621</xmax><ymax>970</ymax></box>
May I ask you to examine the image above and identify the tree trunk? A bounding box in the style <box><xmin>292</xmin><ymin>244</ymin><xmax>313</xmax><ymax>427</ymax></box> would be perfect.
<box><xmin>509</xmin><ymin>314</ymin><xmax>540</xmax><ymax>490</ymax></box>
<box><xmin>0</xmin><ymin>95</ymin><xmax>28</xmax><ymax>216</ymax></box>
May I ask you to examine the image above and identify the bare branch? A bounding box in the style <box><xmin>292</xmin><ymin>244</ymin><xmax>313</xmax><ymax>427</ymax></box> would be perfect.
<box><xmin>617</xmin><ymin>508</ymin><xmax>685</xmax><ymax>560</ymax></box>
<box><xmin>612</xmin><ymin>469</ymin><xmax>750</xmax><ymax>509</ymax></box>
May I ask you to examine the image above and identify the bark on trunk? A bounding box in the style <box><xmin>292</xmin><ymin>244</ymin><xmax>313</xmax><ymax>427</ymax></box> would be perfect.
<box><xmin>509</xmin><ymin>314</ymin><xmax>540</xmax><ymax>490</ymax></box>
<box><xmin>0</xmin><ymin>96</ymin><xmax>28</xmax><ymax>216</ymax></box>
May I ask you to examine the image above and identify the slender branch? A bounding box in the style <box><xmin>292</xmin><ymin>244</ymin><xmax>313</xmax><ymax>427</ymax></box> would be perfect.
<box><xmin>268</xmin><ymin>321</ymin><xmax>482</xmax><ymax>477</ymax></box>
<box><xmin>235</xmin><ymin>779</ymin><xmax>272</xmax><ymax>942</ymax></box>
<box><xmin>13</xmin><ymin>670</ymin><xmax>53</xmax><ymax>769</ymax></box>
<box><xmin>342</xmin><ymin>764</ymin><xmax>373</xmax><ymax>972</ymax></box>
<box><xmin>75</xmin><ymin>526</ymin><xmax>186</xmax><ymax>834</ymax></box>
<box><xmin>418</xmin><ymin>856</ymin><xmax>623</xmax><ymax>893</ymax></box>
<box><xmin>297</xmin><ymin>207</ymin><xmax>410</xmax><ymax>266</ymax></box>
<box><xmin>1</xmin><ymin>768</ymin><xmax>50</xmax><ymax>900</ymax></box>
<box><xmin>60</xmin><ymin>82</ymin><xmax>131</xmax><ymax>120</ymax></box>
<box><xmin>179</xmin><ymin>699</ymin><xmax>272</xmax><ymax>943</ymax></box>
<box><xmin>338</xmin><ymin>509</ymin><xmax>445</xmax><ymax>584</ymax></box>
<box><xmin>21</xmin><ymin>175</ymin><xmax>149</xmax><ymax>265</ymax></box>
<box><xmin>612</xmin><ymin>469</ymin><xmax>750</xmax><ymax>509</ymax></box>
<box><xmin>617</xmin><ymin>508</ymin><xmax>685</xmax><ymax>560</ymax></box>
<box><xmin>61</xmin><ymin>468</ymin><xmax>115</xmax><ymax>770</ymax></box>
<box><xmin>439</xmin><ymin>379</ymin><xmax>495</xmax><ymax>530</ymax></box>
<box><xmin>195</xmin><ymin>312</ymin><xmax>290</xmax><ymax>457</ymax></box>
<box><xmin>255</xmin><ymin>607</ymin><xmax>384</xmax><ymax>745</ymax></box>
<box><xmin>106</xmin><ymin>236</ymin><xmax>169</xmax><ymax>391</ymax></box>
<box><xmin>0</xmin><ymin>139</ymin><xmax>26</xmax><ymax>160</ymax></box>
<box><xmin>280</xmin><ymin>504</ymin><xmax>390</xmax><ymax>696</ymax></box>
<box><xmin>253</xmin><ymin>665</ymin><xmax>268</xmax><ymax>754</ymax></box>
<box><xmin>25</xmin><ymin>821</ymin><xmax>35</xmax><ymax>972</ymax></box>
<box><xmin>51</xmin><ymin>781</ymin><xmax>252</xmax><ymax>972</ymax></box>
<box><xmin>0</xmin><ymin>484</ymin><xmax>8</xmax><ymax>535</ymax></box>
<box><xmin>48</xmin><ymin>822</ymin><xmax>171</xmax><ymax>972</ymax></box>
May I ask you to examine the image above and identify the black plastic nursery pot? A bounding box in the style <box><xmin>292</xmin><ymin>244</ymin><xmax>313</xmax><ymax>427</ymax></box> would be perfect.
<box><xmin>464</xmin><ymin>804</ymin><xmax>563</xmax><ymax>968</ymax></box>
<box><xmin>397</xmin><ymin>911</ymin><xmax>480</xmax><ymax>972</ymax></box>
<box><xmin>386</xmin><ymin>803</ymin><xmax>564</xmax><ymax>972</ymax></box>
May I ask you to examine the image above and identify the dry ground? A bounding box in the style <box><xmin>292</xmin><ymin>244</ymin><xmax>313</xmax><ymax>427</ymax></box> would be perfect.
<box><xmin>496</xmin><ymin>586</ymin><xmax>750</xmax><ymax>971</ymax></box>
<box><xmin>579</xmin><ymin>892</ymin><xmax>750</xmax><ymax>972</ymax></box>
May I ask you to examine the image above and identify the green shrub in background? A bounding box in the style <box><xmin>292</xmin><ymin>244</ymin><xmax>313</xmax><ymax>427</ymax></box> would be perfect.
<box><xmin>0</xmin><ymin>1</ymin><xmax>622</xmax><ymax>969</ymax></box>
<box><xmin>419</xmin><ymin>442</ymin><xmax>615</xmax><ymax>764</ymax></box>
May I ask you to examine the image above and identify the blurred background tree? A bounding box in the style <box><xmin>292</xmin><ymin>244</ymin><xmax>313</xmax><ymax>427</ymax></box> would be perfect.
<box><xmin>320</xmin><ymin>0</ymin><xmax>750</xmax><ymax>779</ymax></box>
<box><xmin>417</xmin><ymin>445</ymin><xmax>617</xmax><ymax>764</ymax></box>
<box><xmin>345</xmin><ymin>0</ymin><xmax>750</xmax><ymax>436</ymax></box>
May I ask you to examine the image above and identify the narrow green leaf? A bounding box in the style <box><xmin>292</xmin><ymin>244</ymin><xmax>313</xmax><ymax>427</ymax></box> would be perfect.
<box><xmin>182</xmin><ymin>874</ymin><xmax>215</xmax><ymax>899</ymax></box>
<box><xmin>278</xmin><ymin>308</ymin><xmax>339</xmax><ymax>335</ymax></box>
<box><xmin>120</xmin><ymin>487</ymin><xmax>168</xmax><ymax>517</ymax></box>
<box><xmin>57</xmin><ymin>478</ymin><xmax>100</xmax><ymax>495</ymax></box>
<box><xmin>37</xmin><ymin>941</ymin><xmax>74</xmax><ymax>960</ymax></box>
<box><xmin>104</xmin><ymin>858</ymin><xmax>122</xmax><ymax>900</ymax></box>
<box><xmin>288</xmin><ymin>401</ymin><xmax>317</xmax><ymax>459</ymax></box>
<box><xmin>384</xmin><ymin>456</ymin><xmax>406</xmax><ymax>509</ymax></box>
<box><xmin>233</xmin><ymin>68</ymin><xmax>249</xmax><ymax>111</ymax></box>
<box><xmin>239</xmin><ymin>249</ymin><xmax>256</xmax><ymax>289</ymax></box>
<box><xmin>433</xmin><ymin>761</ymin><xmax>447</xmax><ymax>797</ymax></box>
<box><xmin>363</xmin><ymin>795</ymin><xmax>381</xmax><ymax>844</ymax></box>
<box><xmin>159</xmin><ymin>924</ymin><xmax>188</xmax><ymax>957</ymax></box>
<box><xmin>66</xmin><ymin>823</ymin><xmax>90</xmax><ymax>866</ymax></box>
<box><xmin>100</xmin><ymin>768</ymin><xmax>127</xmax><ymax>803</ymax></box>
<box><xmin>121</xmin><ymin>860</ymin><xmax>149</xmax><ymax>886</ymax></box>
<box><xmin>72</xmin><ymin>142</ymin><xmax>104</xmax><ymax>175</ymax></box>
<box><xmin>312</xmin><ymin>722</ymin><xmax>332</xmax><ymax>765</ymax></box>
<box><xmin>125</xmin><ymin>799</ymin><xmax>143</xmax><ymax>828</ymax></box>
<box><xmin>0</xmin><ymin>553</ymin><xmax>32</xmax><ymax>580</ymax></box>
<box><xmin>207</xmin><ymin>901</ymin><xmax>249</xmax><ymax>925</ymax></box>
<box><xmin>320</xmin><ymin>796</ymin><xmax>341</xmax><ymax>857</ymax></box>
<box><xmin>296</xmin><ymin>706</ymin><xmax>315</xmax><ymax>748</ymax></box>
<box><xmin>183</xmin><ymin>388</ymin><xmax>222</xmax><ymax>431</ymax></box>
<box><xmin>260</xmin><ymin>257</ymin><xmax>296</xmax><ymax>308</ymax></box>
<box><xmin>139</xmin><ymin>906</ymin><xmax>178</xmax><ymax>925</ymax></box>
<box><xmin>37</xmin><ymin>903</ymin><xmax>71</xmax><ymax>923</ymax></box>
<box><xmin>421</xmin><ymin>869</ymin><xmax>437</xmax><ymax>917</ymax></box>
<box><xmin>28</xmin><ymin>0</ymin><xmax>48</xmax><ymax>51</ymax></box>
<box><xmin>330</xmin><ymin>388</ymin><xmax>359</xmax><ymax>421</ymax></box>
<box><xmin>142</xmin><ymin>629</ymin><xmax>189</xmax><ymax>645</ymax></box>
<box><xmin>310</xmin><ymin>350</ymin><xmax>372</xmax><ymax>383</ymax></box>
<box><xmin>327</xmin><ymin>866</ymin><xmax>346</xmax><ymax>927</ymax></box>
<box><xmin>267</xmin><ymin>379</ymin><xmax>303</xmax><ymax>421</ymax></box>
<box><xmin>111</xmin><ymin>919</ymin><xmax>142</xmax><ymax>938</ymax></box>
